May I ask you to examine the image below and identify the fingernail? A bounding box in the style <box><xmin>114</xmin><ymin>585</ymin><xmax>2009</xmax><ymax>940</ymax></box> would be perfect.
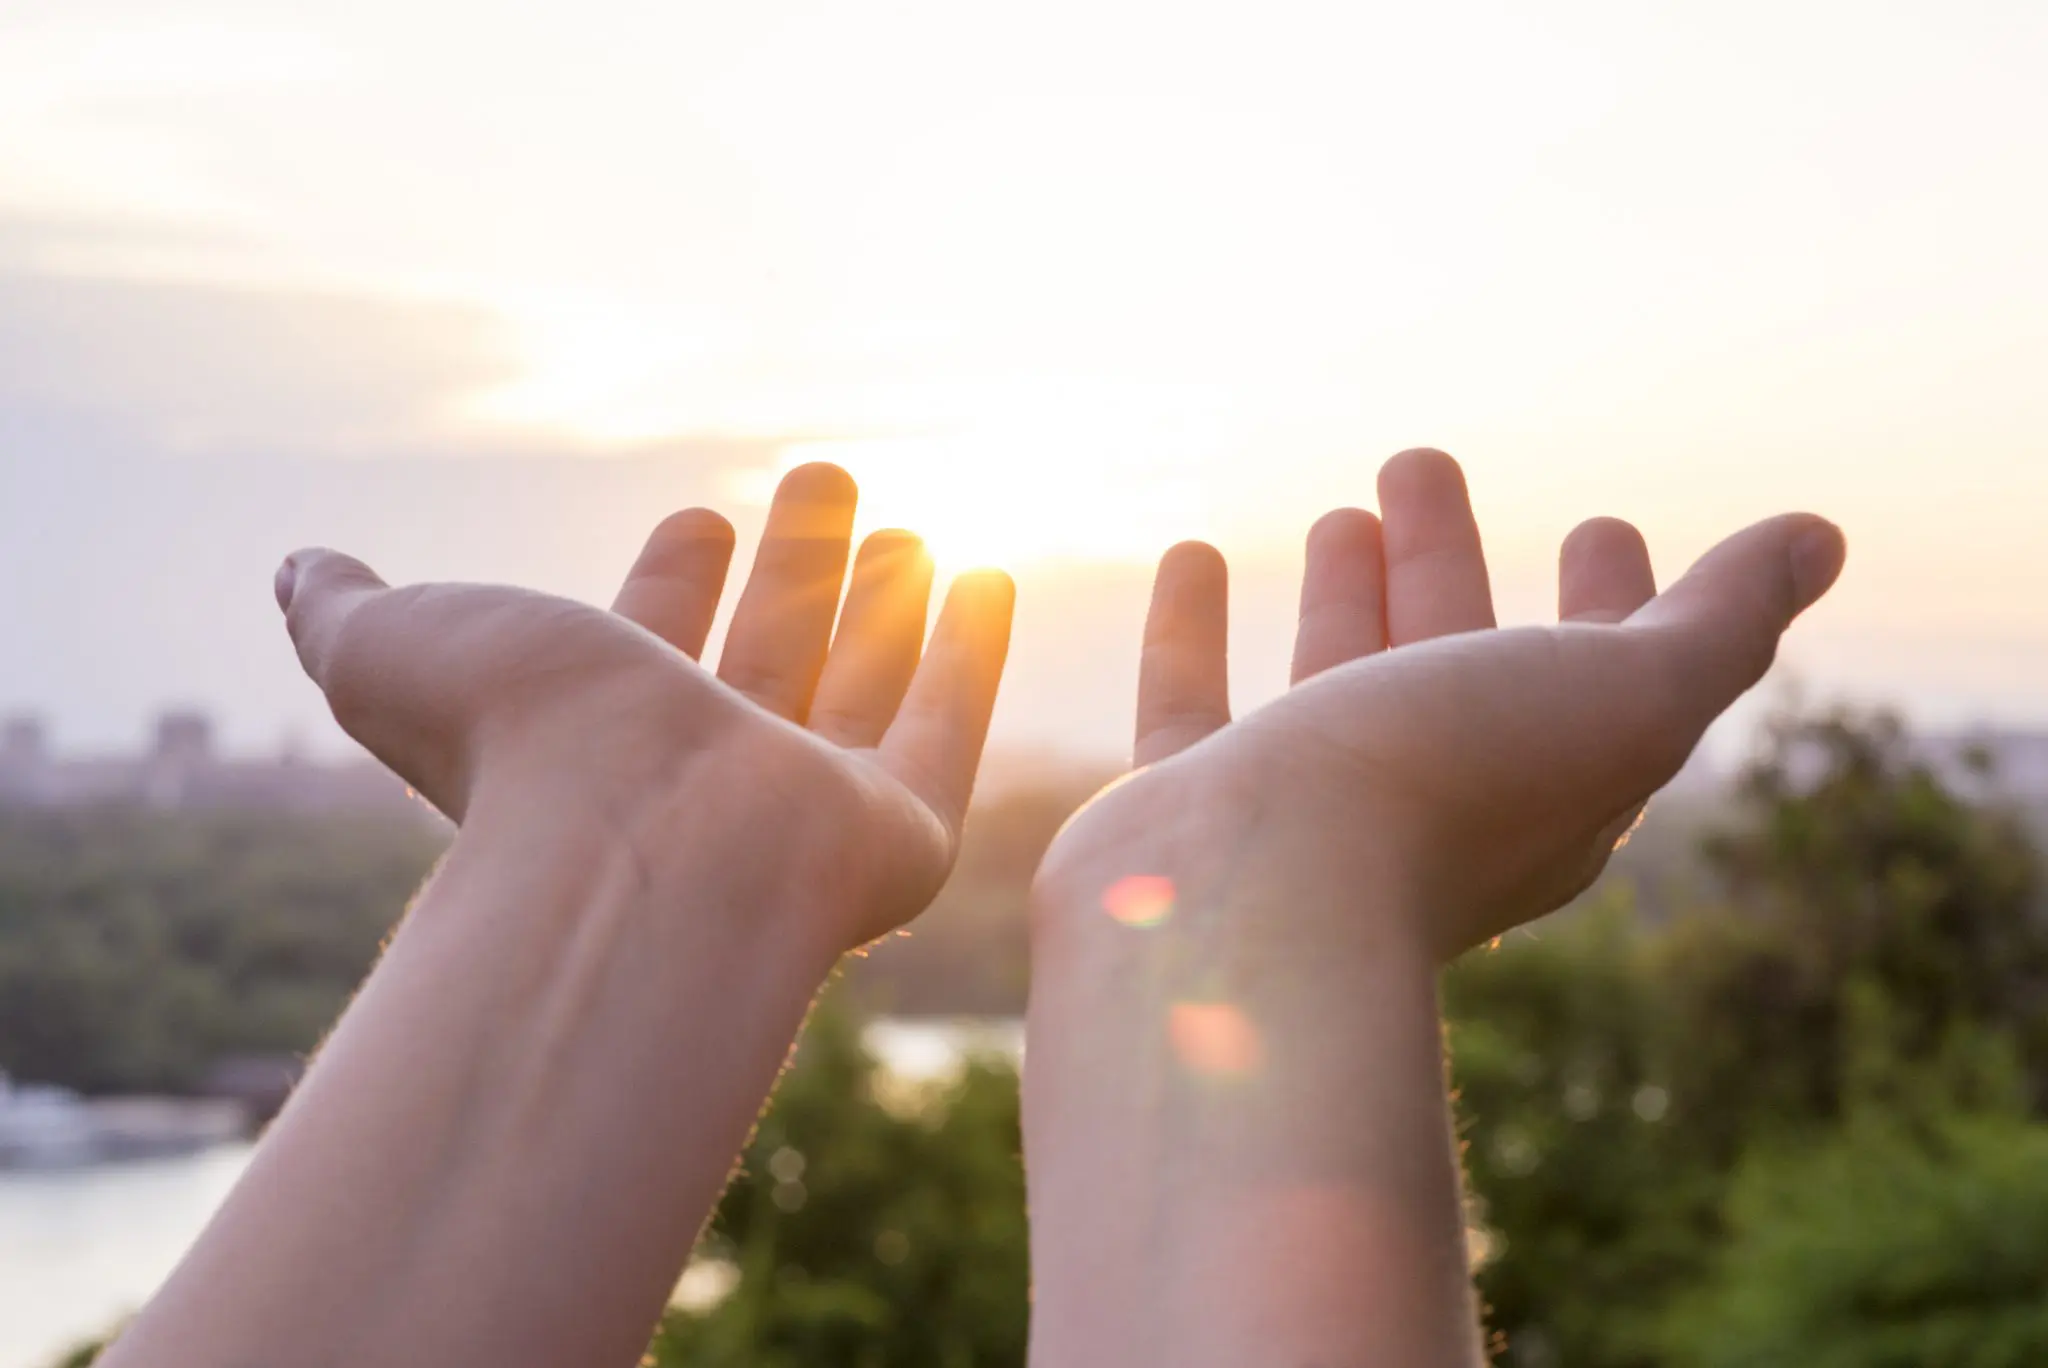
<box><xmin>1789</xmin><ymin>522</ymin><xmax>1845</xmax><ymax>607</ymax></box>
<box><xmin>273</xmin><ymin>557</ymin><xmax>297</xmax><ymax>612</ymax></box>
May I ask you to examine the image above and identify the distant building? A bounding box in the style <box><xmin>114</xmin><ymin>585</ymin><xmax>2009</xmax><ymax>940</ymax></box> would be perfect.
<box><xmin>0</xmin><ymin>709</ymin><xmax>433</xmax><ymax>820</ymax></box>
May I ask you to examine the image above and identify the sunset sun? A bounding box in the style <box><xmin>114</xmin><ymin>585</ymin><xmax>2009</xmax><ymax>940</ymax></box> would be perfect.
<box><xmin>762</xmin><ymin>433</ymin><xmax>1215</xmax><ymax>575</ymax></box>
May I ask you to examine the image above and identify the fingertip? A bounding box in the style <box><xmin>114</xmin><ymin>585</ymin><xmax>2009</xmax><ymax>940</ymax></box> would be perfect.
<box><xmin>273</xmin><ymin>556</ymin><xmax>297</xmax><ymax>613</ymax></box>
<box><xmin>1293</xmin><ymin>506</ymin><xmax>1388</xmax><ymax>682</ymax></box>
<box><xmin>1376</xmin><ymin>446</ymin><xmax>1495</xmax><ymax>642</ymax></box>
<box><xmin>1376</xmin><ymin>447</ymin><xmax>1466</xmax><ymax>503</ymax></box>
<box><xmin>1789</xmin><ymin>516</ymin><xmax>1847</xmax><ymax>609</ymax></box>
<box><xmin>285</xmin><ymin>548</ymin><xmax>386</xmax><ymax>607</ymax></box>
<box><xmin>1559</xmin><ymin>516</ymin><xmax>1656</xmax><ymax>623</ymax></box>
<box><xmin>1148</xmin><ymin>542</ymin><xmax>1227</xmax><ymax>632</ymax></box>
<box><xmin>1560</xmin><ymin>516</ymin><xmax>1648</xmax><ymax>566</ymax></box>
<box><xmin>650</xmin><ymin>506</ymin><xmax>738</xmax><ymax>548</ymax></box>
<box><xmin>880</xmin><ymin>566</ymin><xmax>1016</xmax><ymax>831</ymax></box>
<box><xmin>278</xmin><ymin>549</ymin><xmax>387</xmax><ymax>682</ymax></box>
<box><xmin>1156</xmin><ymin>539</ymin><xmax>1228</xmax><ymax>589</ymax></box>
<box><xmin>857</xmin><ymin>527</ymin><xmax>932</xmax><ymax>569</ymax></box>
<box><xmin>632</xmin><ymin>508</ymin><xmax>737</xmax><ymax>578</ymax></box>
<box><xmin>776</xmin><ymin>460</ymin><xmax>860</xmax><ymax>506</ymax></box>
<box><xmin>1306</xmin><ymin>506</ymin><xmax>1382</xmax><ymax>549</ymax></box>
<box><xmin>945</xmin><ymin>566</ymin><xmax>1017</xmax><ymax>621</ymax></box>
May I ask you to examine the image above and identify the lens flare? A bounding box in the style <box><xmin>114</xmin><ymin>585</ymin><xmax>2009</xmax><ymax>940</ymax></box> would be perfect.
<box><xmin>1103</xmin><ymin>874</ymin><xmax>1175</xmax><ymax>928</ymax></box>
<box><xmin>1168</xmin><ymin>1001</ymin><xmax>1263</xmax><ymax>1078</ymax></box>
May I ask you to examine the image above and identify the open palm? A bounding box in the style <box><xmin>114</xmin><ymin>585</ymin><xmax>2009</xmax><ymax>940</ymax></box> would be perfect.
<box><xmin>1045</xmin><ymin>448</ymin><xmax>1844</xmax><ymax>957</ymax></box>
<box><xmin>279</xmin><ymin>462</ymin><xmax>1014</xmax><ymax>949</ymax></box>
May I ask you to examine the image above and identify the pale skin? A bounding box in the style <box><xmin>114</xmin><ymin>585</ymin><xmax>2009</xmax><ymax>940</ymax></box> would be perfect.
<box><xmin>100</xmin><ymin>463</ymin><xmax>1015</xmax><ymax>1368</ymax></box>
<box><xmin>1022</xmin><ymin>448</ymin><xmax>1847</xmax><ymax>1367</ymax></box>
<box><xmin>98</xmin><ymin>448</ymin><xmax>1844</xmax><ymax>1367</ymax></box>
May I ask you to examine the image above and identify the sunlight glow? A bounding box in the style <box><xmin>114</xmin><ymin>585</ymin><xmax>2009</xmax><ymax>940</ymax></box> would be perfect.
<box><xmin>771</xmin><ymin>431</ymin><xmax>1214</xmax><ymax>572</ymax></box>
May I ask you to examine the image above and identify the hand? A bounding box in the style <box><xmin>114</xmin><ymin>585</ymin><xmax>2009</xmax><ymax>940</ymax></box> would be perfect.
<box><xmin>276</xmin><ymin>461</ymin><xmax>1014</xmax><ymax>953</ymax></box>
<box><xmin>1021</xmin><ymin>448</ymin><xmax>1845</xmax><ymax>1368</ymax></box>
<box><xmin>111</xmin><ymin>464</ymin><xmax>1014</xmax><ymax>1368</ymax></box>
<box><xmin>1039</xmin><ymin>447</ymin><xmax>1846</xmax><ymax>960</ymax></box>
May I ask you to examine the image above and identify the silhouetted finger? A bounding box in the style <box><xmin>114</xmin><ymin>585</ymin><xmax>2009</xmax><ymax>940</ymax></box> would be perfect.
<box><xmin>878</xmin><ymin>570</ymin><xmax>1016</xmax><ymax>835</ymax></box>
<box><xmin>1291</xmin><ymin>507</ymin><xmax>1388</xmax><ymax>684</ymax></box>
<box><xmin>1378</xmin><ymin>448</ymin><xmax>1496</xmax><ymax>644</ymax></box>
<box><xmin>1626</xmin><ymin>513</ymin><xmax>1846</xmax><ymax>728</ymax></box>
<box><xmin>1558</xmin><ymin>517</ymin><xmax>1656</xmax><ymax>624</ymax></box>
<box><xmin>610</xmin><ymin>508</ymin><xmax>737</xmax><ymax>658</ymax></box>
<box><xmin>1134</xmin><ymin>541</ymin><xmax>1231</xmax><ymax>767</ymax></box>
<box><xmin>811</xmin><ymin>530</ymin><xmax>936</xmax><ymax>748</ymax></box>
<box><xmin>717</xmin><ymin>463</ymin><xmax>859</xmax><ymax>721</ymax></box>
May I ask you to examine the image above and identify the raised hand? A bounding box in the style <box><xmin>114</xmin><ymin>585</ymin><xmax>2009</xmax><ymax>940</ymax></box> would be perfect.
<box><xmin>1064</xmin><ymin>446</ymin><xmax>1843</xmax><ymax>958</ymax></box>
<box><xmin>278</xmin><ymin>461</ymin><xmax>1013</xmax><ymax>950</ymax></box>
<box><xmin>1022</xmin><ymin>448</ymin><xmax>1844</xmax><ymax>1368</ymax></box>
<box><xmin>105</xmin><ymin>464</ymin><xmax>1012</xmax><ymax>1368</ymax></box>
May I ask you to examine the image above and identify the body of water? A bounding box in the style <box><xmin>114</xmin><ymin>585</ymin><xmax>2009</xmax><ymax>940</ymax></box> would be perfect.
<box><xmin>0</xmin><ymin>1146</ymin><xmax>252</xmax><ymax>1368</ymax></box>
<box><xmin>0</xmin><ymin>1018</ymin><xmax>1018</xmax><ymax>1368</ymax></box>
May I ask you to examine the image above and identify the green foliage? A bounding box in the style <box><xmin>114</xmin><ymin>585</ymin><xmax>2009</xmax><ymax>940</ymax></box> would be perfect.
<box><xmin>1692</xmin><ymin>710</ymin><xmax>2048</xmax><ymax>1126</ymax></box>
<box><xmin>1455</xmin><ymin>707</ymin><xmax>2048</xmax><ymax>1367</ymax></box>
<box><xmin>0</xmin><ymin>807</ymin><xmax>442</xmax><ymax>1091</ymax></box>
<box><xmin>1448</xmin><ymin>899</ymin><xmax>1721</xmax><ymax>1367</ymax></box>
<box><xmin>647</xmin><ymin>1001</ymin><xmax>1028</xmax><ymax>1368</ymax></box>
<box><xmin>1674</xmin><ymin>1116</ymin><xmax>2048</xmax><ymax>1368</ymax></box>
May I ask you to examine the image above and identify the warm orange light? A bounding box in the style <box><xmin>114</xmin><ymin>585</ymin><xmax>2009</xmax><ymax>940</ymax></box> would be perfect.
<box><xmin>1103</xmin><ymin>874</ymin><xmax>1175</xmax><ymax>928</ymax></box>
<box><xmin>1168</xmin><ymin>1001</ymin><xmax>1263</xmax><ymax>1078</ymax></box>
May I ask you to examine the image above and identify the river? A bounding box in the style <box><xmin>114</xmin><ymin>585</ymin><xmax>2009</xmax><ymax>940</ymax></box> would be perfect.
<box><xmin>0</xmin><ymin>1019</ymin><xmax>1020</xmax><ymax>1368</ymax></box>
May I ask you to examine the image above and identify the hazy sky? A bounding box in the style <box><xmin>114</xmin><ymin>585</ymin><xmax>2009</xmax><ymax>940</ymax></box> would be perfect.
<box><xmin>3</xmin><ymin>0</ymin><xmax>2045</xmax><ymax>763</ymax></box>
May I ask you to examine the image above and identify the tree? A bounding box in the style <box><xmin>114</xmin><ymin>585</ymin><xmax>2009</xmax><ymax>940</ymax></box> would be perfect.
<box><xmin>1673</xmin><ymin>1115</ymin><xmax>2048</xmax><ymax>1368</ymax></box>
<box><xmin>648</xmin><ymin>1000</ymin><xmax>1029</xmax><ymax>1368</ymax></box>
<box><xmin>1453</xmin><ymin>707</ymin><xmax>2048</xmax><ymax>1367</ymax></box>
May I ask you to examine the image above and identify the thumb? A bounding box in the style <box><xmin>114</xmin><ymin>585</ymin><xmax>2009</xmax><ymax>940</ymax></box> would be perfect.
<box><xmin>275</xmin><ymin>549</ymin><xmax>467</xmax><ymax>819</ymax></box>
<box><xmin>1626</xmin><ymin>513</ymin><xmax>1845</xmax><ymax>728</ymax></box>
<box><xmin>277</xmin><ymin>548</ymin><xmax>390</xmax><ymax>694</ymax></box>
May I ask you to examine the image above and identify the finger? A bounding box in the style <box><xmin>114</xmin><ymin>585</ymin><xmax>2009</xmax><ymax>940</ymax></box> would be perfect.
<box><xmin>1135</xmin><ymin>541</ymin><xmax>1231</xmax><ymax>767</ymax></box>
<box><xmin>1291</xmin><ymin>508</ymin><xmax>1388</xmax><ymax>684</ymax></box>
<box><xmin>610</xmin><ymin>508</ymin><xmax>736</xmax><ymax>658</ymax></box>
<box><xmin>717</xmin><ymin>463</ymin><xmax>859</xmax><ymax>721</ymax></box>
<box><xmin>1558</xmin><ymin>517</ymin><xmax>1656</xmax><ymax>624</ymax></box>
<box><xmin>277</xmin><ymin>548</ymin><xmax>390</xmax><ymax>694</ymax></box>
<box><xmin>1626</xmin><ymin>513</ymin><xmax>1846</xmax><ymax>728</ymax></box>
<box><xmin>810</xmin><ymin>530</ymin><xmax>936</xmax><ymax>748</ymax></box>
<box><xmin>277</xmin><ymin>549</ymin><xmax>467</xmax><ymax>818</ymax></box>
<box><xmin>1377</xmin><ymin>447</ymin><xmax>1496</xmax><ymax>645</ymax></box>
<box><xmin>878</xmin><ymin>570</ymin><xmax>1016</xmax><ymax>836</ymax></box>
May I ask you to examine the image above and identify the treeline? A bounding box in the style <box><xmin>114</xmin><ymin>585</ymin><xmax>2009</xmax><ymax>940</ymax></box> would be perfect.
<box><xmin>0</xmin><ymin>807</ymin><xmax>443</xmax><ymax>1092</ymax></box>
<box><xmin>0</xmin><ymin>772</ymin><xmax>1111</xmax><ymax>1093</ymax></box>
<box><xmin>44</xmin><ymin>709</ymin><xmax>2048</xmax><ymax>1366</ymax></box>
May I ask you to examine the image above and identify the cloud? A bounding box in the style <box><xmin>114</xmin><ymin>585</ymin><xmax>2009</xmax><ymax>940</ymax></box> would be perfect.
<box><xmin>0</xmin><ymin>216</ymin><xmax>799</xmax><ymax>751</ymax></box>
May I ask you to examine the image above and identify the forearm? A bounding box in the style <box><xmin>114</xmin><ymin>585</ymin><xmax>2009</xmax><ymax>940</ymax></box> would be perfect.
<box><xmin>1023</xmin><ymin>855</ymin><xmax>1481</xmax><ymax>1368</ymax></box>
<box><xmin>106</xmin><ymin>790</ymin><xmax>840</xmax><ymax>1368</ymax></box>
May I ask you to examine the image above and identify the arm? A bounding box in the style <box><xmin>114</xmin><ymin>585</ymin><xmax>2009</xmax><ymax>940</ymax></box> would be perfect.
<box><xmin>1022</xmin><ymin>449</ymin><xmax>1846</xmax><ymax>1366</ymax></box>
<box><xmin>102</xmin><ymin>463</ymin><xmax>1014</xmax><ymax>1368</ymax></box>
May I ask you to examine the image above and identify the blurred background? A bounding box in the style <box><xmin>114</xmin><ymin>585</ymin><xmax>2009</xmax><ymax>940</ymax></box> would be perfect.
<box><xmin>2</xmin><ymin>2</ymin><xmax>2045</xmax><ymax>1365</ymax></box>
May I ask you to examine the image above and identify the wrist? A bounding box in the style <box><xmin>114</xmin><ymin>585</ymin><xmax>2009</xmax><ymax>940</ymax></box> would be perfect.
<box><xmin>1023</xmin><ymin>775</ymin><xmax>1475</xmax><ymax>1366</ymax></box>
<box><xmin>452</xmin><ymin>737</ymin><xmax>866</xmax><ymax>977</ymax></box>
<box><xmin>1023</xmin><ymin>897</ymin><xmax>1466</xmax><ymax>1368</ymax></box>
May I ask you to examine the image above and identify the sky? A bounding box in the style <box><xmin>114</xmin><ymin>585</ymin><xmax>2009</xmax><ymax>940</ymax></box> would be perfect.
<box><xmin>2</xmin><ymin>0</ymin><xmax>2045</xmax><ymax>766</ymax></box>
